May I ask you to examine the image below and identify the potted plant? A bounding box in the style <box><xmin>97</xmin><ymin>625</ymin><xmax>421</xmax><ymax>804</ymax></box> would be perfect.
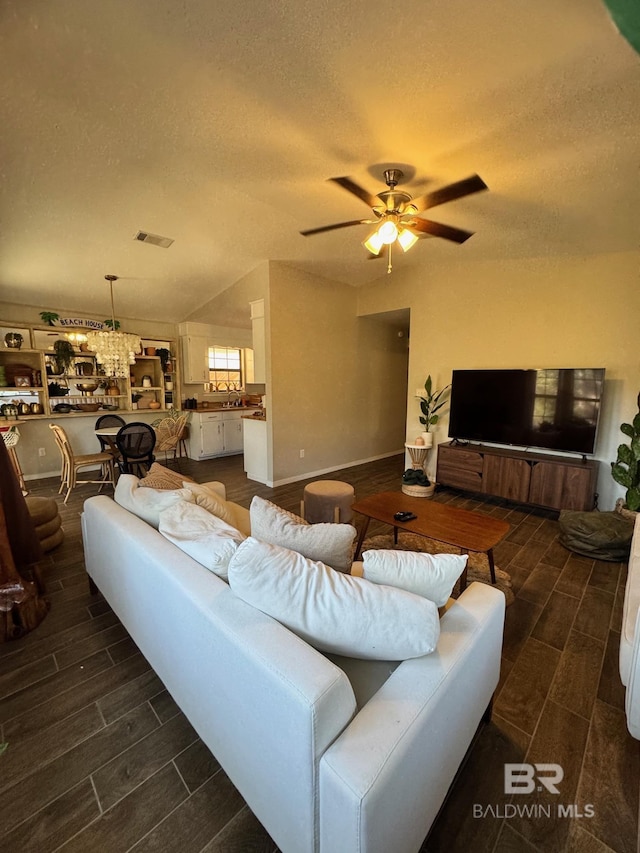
<box><xmin>53</xmin><ymin>339</ymin><xmax>76</xmax><ymax>375</ymax></box>
<box><xmin>612</xmin><ymin>393</ymin><xmax>640</xmax><ymax>516</ymax></box>
<box><xmin>156</xmin><ymin>348</ymin><xmax>171</xmax><ymax>373</ymax></box>
<box><xmin>131</xmin><ymin>392</ymin><xmax>142</xmax><ymax>410</ymax></box>
<box><xmin>417</xmin><ymin>375</ymin><xmax>451</xmax><ymax>447</ymax></box>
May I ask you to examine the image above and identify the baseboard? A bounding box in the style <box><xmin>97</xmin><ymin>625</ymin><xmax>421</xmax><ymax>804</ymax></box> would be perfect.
<box><xmin>270</xmin><ymin>450</ymin><xmax>403</xmax><ymax>488</ymax></box>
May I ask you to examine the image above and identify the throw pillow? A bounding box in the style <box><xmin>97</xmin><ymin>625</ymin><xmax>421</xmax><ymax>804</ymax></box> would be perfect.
<box><xmin>228</xmin><ymin>538</ymin><xmax>439</xmax><ymax>660</ymax></box>
<box><xmin>139</xmin><ymin>462</ymin><xmax>194</xmax><ymax>490</ymax></box>
<box><xmin>182</xmin><ymin>481</ymin><xmax>235</xmax><ymax>526</ymax></box>
<box><xmin>158</xmin><ymin>501</ymin><xmax>246</xmax><ymax>580</ymax></box>
<box><xmin>114</xmin><ymin>474</ymin><xmax>195</xmax><ymax>529</ymax></box>
<box><xmin>359</xmin><ymin>549</ymin><xmax>467</xmax><ymax>607</ymax></box>
<box><xmin>250</xmin><ymin>495</ymin><xmax>355</xmax><ymax>572</ymax></box>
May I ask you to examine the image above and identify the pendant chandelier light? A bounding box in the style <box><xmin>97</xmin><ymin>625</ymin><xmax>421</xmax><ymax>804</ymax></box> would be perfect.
<box><xmin>85</xmin><ymin>275</ymin><xmax>141</xmax><ymax>378</ymax></box>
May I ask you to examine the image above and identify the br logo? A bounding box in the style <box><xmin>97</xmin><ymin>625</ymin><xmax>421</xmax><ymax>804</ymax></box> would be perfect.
<box><xmin>505</xmin><ymin>763</ymin><xmax>564</xmax><ymax>795</ymax></box>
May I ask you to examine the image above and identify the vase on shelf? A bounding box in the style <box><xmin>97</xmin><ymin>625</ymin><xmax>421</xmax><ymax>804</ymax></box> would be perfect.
<box><xmin>4</xmin><ymin>332</ymin><xmax>23</xmax><ymax>349</ymax></box>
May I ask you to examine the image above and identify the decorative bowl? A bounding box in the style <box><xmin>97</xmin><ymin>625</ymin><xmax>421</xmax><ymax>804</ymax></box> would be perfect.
<box><xmin>76</xmin><ymin>382</ymin><xmax>100</xmax><ymax>393</ymax></box>
<box><xmin>53</xmin><ymin>403</ymin><xmax>73</xmax><ymax>413</ymax></box>
<box><xmin>75</xmin><ymin>402</ymin><xmax>101</xmax><ymax>412</ymax></box>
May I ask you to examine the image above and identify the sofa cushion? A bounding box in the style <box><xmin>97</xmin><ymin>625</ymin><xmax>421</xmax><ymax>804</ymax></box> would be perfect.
<box><xmin>139</xmin><ymin>462</ymin><xmax>194</xmax><ymax>490</ymax></box>
<box><xmin>227</xmin><ymin>537</ymin><xmax>440</xmax><ymax>660</ymax></box>
<box><xmin>250</xmin><ymin>496</ymin><xmax>355</xmax><ymax>572</ymax></box>
<box><xmin>114</xmin><ymin>474</ymin><xmax>194</xmax><ymax>528</ymax></box>
<box><xmin>158</xmin><ymin>501</ymin><xmax>245</xmax><ymax>580</ymax></box>
<box><xmin>180</xmin><ymin>481</ymin><xmax>250</xmax><ymax>536</ymax></box>
<box><xmin>182</xmin><ymin>481</ymin><xmax>236</xmax><ymax>525</ymax></box>
<box><xmin>356</xmin><ymin>549</ymin><xmax>467</xmax><ymax>607</ymax></box>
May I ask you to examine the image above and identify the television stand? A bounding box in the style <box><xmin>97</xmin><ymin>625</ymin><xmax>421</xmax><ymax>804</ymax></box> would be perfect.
<box><xmin>436</xmin><ymin>442</ymin><xmax>598</xmax><ymax>512</ymax></box>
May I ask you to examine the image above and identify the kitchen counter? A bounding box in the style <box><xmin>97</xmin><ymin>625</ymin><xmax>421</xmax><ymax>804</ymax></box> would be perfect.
<box><xmin>186</xmin><ymin>405</ymin><xmax>261</xmax><ymax>413</ymax></box>
<box><xmin>241</xmin><ymin>412</ymin><xmax>266</xmax><ymax>421</ymax></box>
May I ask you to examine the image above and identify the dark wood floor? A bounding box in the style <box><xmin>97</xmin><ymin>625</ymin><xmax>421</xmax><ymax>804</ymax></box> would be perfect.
<box><xmin>1</xmin><ymin>453</ymin><xmax>638</xmax><ymax>852</ymax></box>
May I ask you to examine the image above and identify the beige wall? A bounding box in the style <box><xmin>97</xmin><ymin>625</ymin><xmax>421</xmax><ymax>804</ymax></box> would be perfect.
<box><xmin>357</xmin><ymin>250</ymin><xmax>640</xmax><ymax>510</ymax></box>
<box><xmin>268</xmin><ymin>262</ymin><xmax>408</xmax><ymax>484</ymax></box>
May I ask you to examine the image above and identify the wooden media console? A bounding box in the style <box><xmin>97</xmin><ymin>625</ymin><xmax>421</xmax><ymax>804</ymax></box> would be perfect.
<box><xmin>436</xmin><ymin>441</ymin><xmax>598</xmax><ymax>511</ymax></box>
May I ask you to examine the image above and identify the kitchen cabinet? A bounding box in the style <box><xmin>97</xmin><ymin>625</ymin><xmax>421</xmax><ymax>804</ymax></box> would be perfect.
<box><xmin>181</xmin><ymin>334</ymin><xmax>209</xmax><ymax>383</ymax></box>
<box><xmin>249</xmin><ymin>300</ymin><xmax>265</xmax><ymax>384</ymax></box>
<box><xmin>187</xmin><ymin>410</ymin><xmax>245</xmax><ymax>460</ymax></box>
<box><xmin>243</xmin><ymin>415</ymin><xmax>268</xmax><ymax>484</ymax></box>
<box><xmin>221</xmin><ymin>410</ymin><xmax>244</xmax><ymax>453</ymax></box>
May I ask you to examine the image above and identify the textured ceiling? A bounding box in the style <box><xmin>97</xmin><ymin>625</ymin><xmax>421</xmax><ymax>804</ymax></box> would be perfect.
<box><xmin>1</xmin><ymin>0</ymin><xmax>639</xmax><ymax>325</ymax></box>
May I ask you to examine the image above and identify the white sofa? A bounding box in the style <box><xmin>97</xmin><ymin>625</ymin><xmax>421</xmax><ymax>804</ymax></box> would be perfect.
<box><xmin>81</xmin><ymin>492</ymin><xmax>505</xmax><ymax>853</ymax></box>
<box><xmin>619</xmin><ymin>512</ymin><xmax>640</xmax><ymax>738</ymax></box>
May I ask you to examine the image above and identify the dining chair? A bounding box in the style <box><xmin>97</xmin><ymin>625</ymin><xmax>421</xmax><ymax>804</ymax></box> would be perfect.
<box><xmin>95</xmin><ymin>414</ymin><xmax>125</xmax><ymax>453</ymax></box>
<box><xmin>49</xmin><ymin>423</ymin><xmax>116</xmax><ymax>504</ymax></box>
<box><xmin>154</xmin><ymin>414</ymin><xmax>189</xmax><ymax>469</ymax></box>
<box><xmin>115</xmin><ymin>422</ymin><xmax>156</xmax><ymax>477</ymax></box>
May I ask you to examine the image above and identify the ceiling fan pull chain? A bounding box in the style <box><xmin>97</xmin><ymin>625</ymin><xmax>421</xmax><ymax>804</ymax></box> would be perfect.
<box><xmin>387</xmin><ymin>243</ymin><xmax>393</xmax><ymax>275</ymax></box>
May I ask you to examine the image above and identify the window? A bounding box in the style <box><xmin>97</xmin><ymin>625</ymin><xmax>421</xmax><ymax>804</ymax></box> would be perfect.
<box><xmin>208</xmin><ymin>346</ymin><xmax>243</xmax><ymax>391</ymax></box>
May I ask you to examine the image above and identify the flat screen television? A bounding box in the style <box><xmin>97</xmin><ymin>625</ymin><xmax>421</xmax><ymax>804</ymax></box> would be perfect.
<box><xmin>448</xmin><ymin>368</ymin><xmax>606</xmax><ymax>455</ymax></box>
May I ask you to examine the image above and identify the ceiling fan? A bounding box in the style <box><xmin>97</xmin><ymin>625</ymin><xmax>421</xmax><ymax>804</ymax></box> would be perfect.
<box><xmin>300</xmin><ymin>168</ymin><xmax>488</xmax><ymax>272</ymax></box>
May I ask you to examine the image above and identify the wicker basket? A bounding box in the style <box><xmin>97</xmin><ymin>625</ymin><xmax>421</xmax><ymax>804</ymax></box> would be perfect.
<box><xmin>615</xmin><ymin>497</ymin><xmax>638</xmax><ymax>522</ymax></box>
<box><xmin>401</xmin><ymin>482</ymin><xmax>436</xmax><ymax>498</ymax></box>
<box><xmin>0</xmin><ymin>426</ymin><xmax>20</xmax><ymax>447</ymax></box>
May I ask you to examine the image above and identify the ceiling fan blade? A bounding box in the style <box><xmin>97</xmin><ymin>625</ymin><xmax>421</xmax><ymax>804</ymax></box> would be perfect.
<box><xmin>330</xmin><ymin>177</ymin><xmax>379</xmax><ymax>209</ymax></box>
<box><xmin>299</xmin><ymin>219</ymin><xmax>371</xmax><ymax>237</ymax></box>
<box><xmin>408</xmin><ymin>174</ymin><xmax>488</xmax><ymax>213</ymax></box>
<box><xmin>408</xmin><ymin>218</ymin><xmax>475</xmax><ymax>244</ymax></box>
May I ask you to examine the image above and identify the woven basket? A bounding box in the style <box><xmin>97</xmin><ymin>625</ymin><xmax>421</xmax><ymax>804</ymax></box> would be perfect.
<box><xmin>0</xmin><ymin>426</ymin><xmax>20</xmax><ymax>447</ymax></box>
<box><xmin>615</xmin><ymin>497</ymin><xmax>638</xmax><ymax>522</ymax></box>
<box><xmin>401</xmin><ymin>482</ymin><xmax>436</xmax><ymax>498</ymax></box>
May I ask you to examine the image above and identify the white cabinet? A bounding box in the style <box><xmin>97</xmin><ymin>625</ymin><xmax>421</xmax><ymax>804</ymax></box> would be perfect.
<box><xmin>181</xmin><ymin>335</ymin><xmax>209</xmax><ymax>384</ymax></box>
<box><xmin>249</xmin><ymin>299</ymin><xmax>265</xmax><ymax>384</ymax></box>
<box><xmin>221</xmin><ymin>410</ymin><xmax>244</xmax><ymax>453</ymax></box>
<box><xmin>187</xmin><ymin>410</ymin><xmax>245</xmax><ymax>460</ymax></box>
<box><xmin>188</xmin><ymin>412</ymin><xmax>223</xmax><ymax>460</ymax></box>
<box><xmin>243</xmin><ymin>416</ymin><xmax>268</xmax><ymax>484</ymax></box>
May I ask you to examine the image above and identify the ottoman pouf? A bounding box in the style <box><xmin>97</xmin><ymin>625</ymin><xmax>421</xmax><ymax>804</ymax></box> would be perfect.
<box><xmin>25</xmin><ymin>496</ymin><xmax>64</xmax><ymax>552</ymax></box>
<box><xmin>302</xmin><ymin>480</ymin><xmax>355</xmax><ymax>524</ymax></box>
<box><xmin>559</xmin><ymin>509</ymin><xmax>633</xmax><ymax>562</ymax></box>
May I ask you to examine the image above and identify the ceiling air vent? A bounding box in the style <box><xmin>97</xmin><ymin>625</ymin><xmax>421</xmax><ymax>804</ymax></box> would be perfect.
<box><xmin>134</xmin><ymin>230</ymin><xmax>174</xmax><ymax>248</ymax></box>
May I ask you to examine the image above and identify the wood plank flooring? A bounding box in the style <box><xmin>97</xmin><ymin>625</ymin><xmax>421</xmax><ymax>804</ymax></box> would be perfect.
<box><xmin>1</xmin><ymin>453</ymin><xmax>637</xmax><ymax>852</ymax></box>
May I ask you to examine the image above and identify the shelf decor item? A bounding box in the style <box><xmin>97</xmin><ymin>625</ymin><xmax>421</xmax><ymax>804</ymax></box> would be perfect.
<box><xmin>156</xmin><ymin>348</ymin><xmax>171</xmax><ymax>372</ymax></box>
<box><xmin>53</xmin><ymin>339</ymin><xmax>76</xmax><ymax>375</ymax></box>
<box><xmin>4</xmin><ymin>332</ymin><xmax>23</xmax><ymax>349</ymax></box>
<box><xmin>85</xmin><ymin>275</ymin><xmax>141</xmax><ymax>378</ymax></box>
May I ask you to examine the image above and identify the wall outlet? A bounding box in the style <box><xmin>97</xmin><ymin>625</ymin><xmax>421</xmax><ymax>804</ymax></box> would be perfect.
<box><xmin>38</xmin><ymin>447</ymin><xmax>46</xmax><ymax>457</ymax></box>
<box><xmin>299</xmin><ymin>449</ymin><xmax>305</xmax><ymax>458</ymax></box>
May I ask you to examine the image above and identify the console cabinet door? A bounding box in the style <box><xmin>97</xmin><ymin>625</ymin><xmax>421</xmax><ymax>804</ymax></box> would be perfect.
<box><xmin>529</xmin><ymin>461</ymin><xmax>595</xmax><ymax>511</ymax></box>
<box><xmin>483</xmin><ymin>454</ymin><xmax>530</xmax><ymax>503</ymax></box>
<box><xmin>436</xmin><ymin>445</ymin><xmax>484</xmax><ymax>491</ymax></box>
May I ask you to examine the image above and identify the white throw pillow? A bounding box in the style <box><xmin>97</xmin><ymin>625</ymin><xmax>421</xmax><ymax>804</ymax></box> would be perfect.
<box><xmin>182</xmin><ymin>481</ymin><xmax>235</xmax><ymax>526</ymax></box>
<box><xmin>114</xmin><ymin>474</ymin><xmax>194</xmax><ymax>529</ymax></box>
<box><xmin>158</xmin><ymin>501</ymin><xmax>245</xmax><ymax>580</ymax></box>
<box><xmin>250</xmin><ymin>496</ymin><xmax>355</xmax><ymax>572</ymax></box>
<box><xmin>360</xmin><ymin>549</ymin><xmax>467</xmax><ymax>607</ymax></box>
<box><xmin>227</xmin><ymin>537</ymin><xmax>440</xmax><ymax>660</ymax></box>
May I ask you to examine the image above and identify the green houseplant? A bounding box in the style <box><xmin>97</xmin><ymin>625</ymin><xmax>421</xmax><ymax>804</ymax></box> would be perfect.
<box><xmin>612</xmin><ymin>395</ymin><xmax>640</xmax><ymax>513</ymax></box>
<box><xmin>156</xmin><ymin>348</ymin><xmax>171</xmax><ymax>373</ymax></box>
<box><xmin>418</xmin><ymin>375</ymin><xmax>451</xmax><ymax>439</ymax></box>
<box><xmin>53</xmin><ymin>339</ymin><xmax>76</xmax><ymax>375</ymax></box>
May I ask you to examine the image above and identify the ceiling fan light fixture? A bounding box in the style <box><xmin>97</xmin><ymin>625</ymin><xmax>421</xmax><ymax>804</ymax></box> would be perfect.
<box><xmin>397</xmin><ymin>228</ymin><xmax>419</xmax><ymax>252</ymax></box>
<box><xmin>378</xmin><ymin>218</ymin><xmax>399</xmax><ymax>244</ymax></box>
<box><xmin>363</xmin><ymin>229</ymin><xmax>384</xmax><ymax>255</ymax></box>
